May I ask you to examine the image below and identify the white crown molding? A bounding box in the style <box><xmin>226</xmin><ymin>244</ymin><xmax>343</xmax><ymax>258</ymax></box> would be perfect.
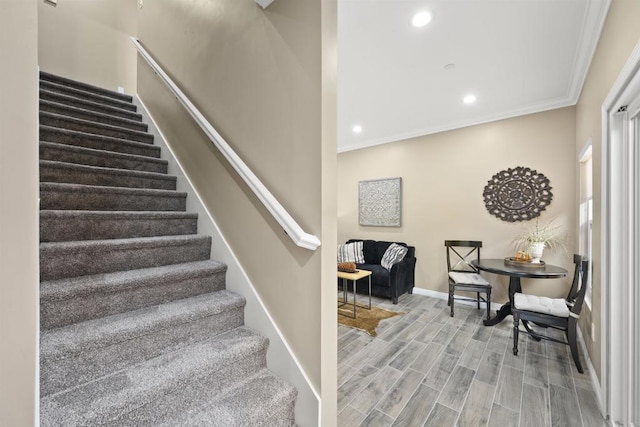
<box><xmin>566</xmin><ymin>0</ymin><xmax>612</xmax><ymax>103</ymax></box>
<box><xmin>255</xmin><ymin>0</ymin><xmax>275</xmax><ymax>9</ymax></box>
<box><xmin>338</xmin><ymin>96</ymin><xmax>575</xmax><ymax>153</ymax></box>
<box><xmin>337</xmin><ymin>0</ymin><xmax>612</xmax><ymax>154</ymax></box>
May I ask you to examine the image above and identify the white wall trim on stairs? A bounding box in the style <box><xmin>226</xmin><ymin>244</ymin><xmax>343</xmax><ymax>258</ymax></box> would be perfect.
<box><xmin>130</xmin><ymin>37</ymin><xmax>319</xmax><ymax>252</ymax></box>
<box><xmin>134</xmin><ymin>96</ymin><xmax>320</xmax><ymax>427</ymax></box>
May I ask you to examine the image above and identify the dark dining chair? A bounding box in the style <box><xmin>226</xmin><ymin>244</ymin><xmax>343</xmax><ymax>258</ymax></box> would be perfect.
<box><xmin>565</xmin><ymin>253</ymin><xmax>586</xmax><ymax>308</ymax></box>
<box><xmin>512</xmin><ymin>255</ymin><xmax>589</xmax><ymax>373</ymax></box>
<box><xmin>444</xmin><ymin>240</ymin><xmax>492</xmax><ymax>320</ymax></box>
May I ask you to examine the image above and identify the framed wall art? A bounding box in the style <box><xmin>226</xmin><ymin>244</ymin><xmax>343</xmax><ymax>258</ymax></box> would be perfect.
<box><xmin>359</xmin><ymin>177</ymin><xmax>402</xmax><ymax>227</ymax></box>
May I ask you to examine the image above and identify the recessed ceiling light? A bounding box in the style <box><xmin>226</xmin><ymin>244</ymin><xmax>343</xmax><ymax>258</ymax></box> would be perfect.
<box><xmin>463</xmin><ymin>94</ymin><xmax>477</xmax><ymax>104</ymax></box>
<box><xmin>411</xmin><ymin>11</ymin><xmax>432</xmax><ymax>28</ymax></box>
<box><xmin>352</xmin><ymin>125</ymin><xmax>363</xmax><ymax>134</ymax></box>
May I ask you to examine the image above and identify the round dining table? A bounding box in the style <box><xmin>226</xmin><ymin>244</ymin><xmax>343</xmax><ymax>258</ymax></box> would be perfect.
<box><xmin>471</xmin><ymin>258</ymin><xmax>568</xmax><ymax>326</ymax></box>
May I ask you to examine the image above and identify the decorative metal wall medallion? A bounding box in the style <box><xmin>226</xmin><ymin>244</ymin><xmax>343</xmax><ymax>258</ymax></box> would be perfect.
<box><xmin>483</xmin><ymin>166</ymin><xmax>552</xmax><ymax>222</ymax></box>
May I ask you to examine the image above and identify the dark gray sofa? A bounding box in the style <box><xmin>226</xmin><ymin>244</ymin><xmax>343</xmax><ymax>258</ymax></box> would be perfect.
<box><xmin>346</xmin><ymin>239</ymin><xmax>416</xmax><ymax>304</ymax></box>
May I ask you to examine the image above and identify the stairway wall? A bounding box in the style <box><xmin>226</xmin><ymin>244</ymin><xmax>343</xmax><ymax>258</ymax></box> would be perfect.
<box><xmin>0</xmin><ymin>2</ymin><xmax>39</xmax><ymax>425</ymax></box>
<box><xmin>136</xmin><ymin>97</ymin><xmax>321</xmax><ymax>426</ymax></box>
<box><xmin>136</xmin><ymin>0</ymin><xmax>326</xmax><ymax>406</ymax></box>
<box><xmin>38</xmin><ymin>0</ymin><xmax>137</xmax><ymax>94</ymax></box>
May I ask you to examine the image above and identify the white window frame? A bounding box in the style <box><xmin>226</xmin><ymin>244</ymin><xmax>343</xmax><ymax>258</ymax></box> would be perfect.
<box><xmin>579</xmin><ymin>143</ymin><xmax>593</xmax><ymax>308</ymax></box>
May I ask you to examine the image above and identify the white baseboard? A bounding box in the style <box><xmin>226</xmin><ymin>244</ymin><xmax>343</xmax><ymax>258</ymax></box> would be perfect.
<box><xmin>576</xmin><ymin>327</ymin><xmax>606</xmax><ymax>420</ymax></box>
<box><xmin>411</xmin><ymin>287</ymin><xmax>504</xmax><ymax>312</ymax></box>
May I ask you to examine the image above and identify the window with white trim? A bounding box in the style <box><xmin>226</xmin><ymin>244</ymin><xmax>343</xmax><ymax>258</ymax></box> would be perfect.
<box><xmin>579</xmin><ymin>143</ymin><xmax>593</xmax><ymax>308</ymax></box>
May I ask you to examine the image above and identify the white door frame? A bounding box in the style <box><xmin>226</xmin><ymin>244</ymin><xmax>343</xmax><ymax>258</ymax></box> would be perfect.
<box><xmin>601</xmin><ymin>40</ymin><xmax>640</xmax><ymax>427</ymax></box>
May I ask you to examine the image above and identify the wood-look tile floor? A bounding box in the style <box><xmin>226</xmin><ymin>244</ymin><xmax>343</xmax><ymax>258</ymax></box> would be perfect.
<box><xmin>337</xmin><ymin>293</ymin><xmax>606</xmax><ymax>427</ymax></box>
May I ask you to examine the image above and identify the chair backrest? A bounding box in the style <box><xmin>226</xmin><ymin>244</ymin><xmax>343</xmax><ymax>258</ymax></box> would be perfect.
<box><xmin>565</xmin><ymin>254</ymin><xmax>584</xmax><ymax>305</ymax></box>
<box><xmin>570</xmin><ymin>257</ymin><xmax>590</xmax><ymax>316</ymax></box>
<box><xmin>444</xmin><ymin>240</ymin><xmax>482</xmax><ymax>273</ymax></box>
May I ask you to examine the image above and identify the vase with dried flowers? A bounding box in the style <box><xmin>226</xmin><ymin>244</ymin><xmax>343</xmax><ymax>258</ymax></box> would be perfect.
<box><xmin>513</xmin><ymin>217</ymin><xmax>566</xmax><ymax>263</ymax></box>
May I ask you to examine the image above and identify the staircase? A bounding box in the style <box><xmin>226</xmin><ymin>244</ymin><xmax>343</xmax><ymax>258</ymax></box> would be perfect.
<box><xmin>38</xmin><ymin>71</ymin><xmax>297</xmax><ymax>426</ymax></box>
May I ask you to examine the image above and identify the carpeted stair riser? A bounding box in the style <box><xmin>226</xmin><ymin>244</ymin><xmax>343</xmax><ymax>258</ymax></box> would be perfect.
<box><xmin>40</xmin><ymin>80</ymin><xmax>137</xmax><ymax>111</ymax></box>
<box><xmin>40</xmin><ymin>89</ymin><xmax>143</xmax><ymax>121</ymax></box>
<box><xmin>40</xmin><ymin>328</ymin><xmax>268</xmax><ymax>427</ymax></box>
<box><xmin>40</xmin><ymin>160</ymin><xmax>176</xmax><ymax>190</ymax></box>
<box><xmin>41</xmin><ymin>291</ymin><xmax>245</xmax><ymax>396</ymax></box>
<box><xmin>41</xmin><ymin>112</ymin><xmax>154</xmax><ymax>143</ymax></box>
<box><xmin>41</xmin><ymin>126</ymin><xmax>160</xmax><ymax>158</ymax></box>
<box><xmin>40</xmin><ymin>100</ymin><xmax>147</xmax><ymax>132</ymax></box>
<box><xmin>40</xmin><ymin>142</ymin><xmax>167</xmax><ymax>174</ymax></box>
<box><xmin>40</xmin><ymin>71</ymin><xmax>133</xmax><ymax>103</ymax></box>
<box><xmin>260</xmin><ymin>404</ymin><xmax>297</xmax><ymax>427</ymax></box>
<box><xmin>40</xmin><ymin>183</ymin><xmax>187</xmax><ymax>211</ymax></box>
<box><xmin>40</xmin><ymin>261</ymin><xmax>226</xmax><ymax>329</ymax></box>
<box><xmin>40</xmin><ymin>235</ymin><xmax>211</xmax><ymax>281</ymax></box>
<box><xmin>122</xmin><ymin>369</ymin><xmax>296</xmax><ymax>427</ymax></box>
<box><xmin>40</xmin><ymin>210</ymin><xmax>196</xmax><ymax>242</ymax></box>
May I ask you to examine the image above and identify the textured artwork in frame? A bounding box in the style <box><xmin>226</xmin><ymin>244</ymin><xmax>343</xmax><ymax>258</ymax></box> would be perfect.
<box><xmin>359</xmin><ymin>178</ymin><xmax>402</xmax><ymax>227</ymax></box>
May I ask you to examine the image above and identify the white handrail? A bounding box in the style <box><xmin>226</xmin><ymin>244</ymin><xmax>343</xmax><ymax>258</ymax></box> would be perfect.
<box><xmin>131</xmin><ymin>37</ymin><xmax>320</xmax><ymax>251</ymax></box>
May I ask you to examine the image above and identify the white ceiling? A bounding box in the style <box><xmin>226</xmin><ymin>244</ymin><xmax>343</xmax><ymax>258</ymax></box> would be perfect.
<box><xmin>338</xmin><ymin>0</ymin><xmax>611</xmax><ymax>153</ymax></box>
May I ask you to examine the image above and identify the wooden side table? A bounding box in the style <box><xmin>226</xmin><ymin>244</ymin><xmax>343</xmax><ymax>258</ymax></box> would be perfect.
<box><xmin>337</xmin><ymin>269</ymin><xmax>372</xmax><ymax>319</ymax></box>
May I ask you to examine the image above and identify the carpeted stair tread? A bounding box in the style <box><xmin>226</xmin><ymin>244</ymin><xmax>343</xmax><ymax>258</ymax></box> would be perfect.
<box><xmin>40</xmin><ymin>234</ymin><xmax>211</xmax><ymax>280</ymax></box>
<box><xmin>40</xmin><ymin>79</ymin><xmax>137</xmax><ymax>111</ymax></box>
<box><xmin>40</xmin><ymin>141</ymin><xmax>167</xmax><ymax>174</ymax></box>
<box><xmin>40</xmin><ymin>89</ymin><xmax>143</xmax><ymax>121</ymax></box>
<box><xmin>38</xmin><ymin>73</ymin><xmax>298</xmax><ymax>425</ymax></box>
<box><xmin>40</xmin><ymin>100</ymin><xmax>147</xmax><ymax>132</ymax></box>
<box><xmin>40</xmin><ymin>327</ymin><xmax>267</xmax><ymax>427</ymax></box>
<box><xmin>40</xmin><ymin>160</ymin><xmax>176</xmax><ymax>190</ymax></box>
<box><xmin>41</xmin><ymin>290</ymin><xmax>243</xmax><ymax>396</ymax></box>
<box><xmin>40</xmin><ymin>210</ymin><xmax>197</xmax><ymax>242</ymax></box>
<box><xmin>41</xmin><ymin>126</ymin><xmax>160</xmax><ymax>157</ymax></box>
<box><xmin>40</xmin><ymin>182</ymin><xmax>187</xmax><ymax>211</ymax></box>
<box><xmin>40</xmin><ymin>260</ymin><xmax>225</xmax><ymax>325</ymax></box>
<box><xmin>41</xmin><ymin>111</ymin><xmax>154</xmax><ymax>144</ymax></box>
<box><xmin>133</xmin><ymin>368</ymin><xmax>297</xmax><ymax>427</ymax></box>
<box><xmin>41</xmin><ymin>290</ymin><xmax>244</xmax><ymax>359</ymax></box>
<box><xmin>40</xmin><ymin>71</ymin><xmax>133</xmax><ymax>102</ymax></box>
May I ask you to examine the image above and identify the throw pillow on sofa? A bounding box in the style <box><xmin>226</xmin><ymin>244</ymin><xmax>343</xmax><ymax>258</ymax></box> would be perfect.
<box><xmin>381</xmin><ymin>243</ymin><xmax>408</xmax><ymax>270</ymax></box>
<box><xmin>337</xmin><ymin>241</ymin><xmax>365</xmax><ymax>263</ymax></box>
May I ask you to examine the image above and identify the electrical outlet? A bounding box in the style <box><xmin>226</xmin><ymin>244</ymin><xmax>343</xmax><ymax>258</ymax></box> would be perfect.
<box><xmin>117</xmin><ymin>86</ymin><xmax>125</xmax><ymax>94</ymax></box>
<box><xmin>591</xmin><ymin>322</ymin><xmax>596</xmax><ymax>340</ymax></box>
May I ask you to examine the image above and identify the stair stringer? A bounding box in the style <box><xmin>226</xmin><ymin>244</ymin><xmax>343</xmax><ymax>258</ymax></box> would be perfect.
<box><xmin>134</xmin><ymin>96</ymin><xmax>320</xmax><ymax>427</ymax></box>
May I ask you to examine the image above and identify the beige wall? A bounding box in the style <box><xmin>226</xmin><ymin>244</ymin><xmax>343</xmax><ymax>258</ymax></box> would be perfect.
<box><xmin>338</xmin><ymin>107</ymin><xmax>577</xmax><ymax>305</ymax></box>
<box><xmin>136</xmin><ymin>0</ymin><xmax>327</xmax><ymax>403</ymax></box>
<box><xmin>38</xmin><ymin>0</ymin><xmax>137</xmax><ymax>94</ymax></box>
<box><xmin>575</xmin><ymin>0</ymin><xmax>640</xmax><ymax>381</ymax></box>
<box><xmin>321</xmin><ymin>0</ymin><xmax>338</xmax><ymax>424</ymax></box>
<box><xmin>0</xmin><ymin>1</ymin><xmax>40</xmax><ymax>425</ymax></box>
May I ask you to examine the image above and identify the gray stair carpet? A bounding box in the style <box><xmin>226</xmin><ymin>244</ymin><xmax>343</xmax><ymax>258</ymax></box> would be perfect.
<box><xmin>39</xmin><ymin>71</ymin><xmax>297</xmax><ymax>426</ymax></box>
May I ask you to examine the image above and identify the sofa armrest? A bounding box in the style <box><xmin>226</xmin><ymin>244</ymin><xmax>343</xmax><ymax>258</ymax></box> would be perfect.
<box><xmin>389</xmin><ymin>255</ymin><xmax>416</xmax><ymax>298</ymax></box>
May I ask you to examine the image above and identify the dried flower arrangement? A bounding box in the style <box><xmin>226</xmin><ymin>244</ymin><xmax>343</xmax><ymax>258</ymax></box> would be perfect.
<box><xmin>512</xmin><ymin>217</ymin><xmax>567</xmax><ymax>262</ymax></box>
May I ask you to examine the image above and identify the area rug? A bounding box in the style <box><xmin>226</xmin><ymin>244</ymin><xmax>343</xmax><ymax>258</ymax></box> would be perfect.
<box><xmin>337</xmin><ymin>304</ymin><xmax>404</xmax><ymax>337</ymax></box>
